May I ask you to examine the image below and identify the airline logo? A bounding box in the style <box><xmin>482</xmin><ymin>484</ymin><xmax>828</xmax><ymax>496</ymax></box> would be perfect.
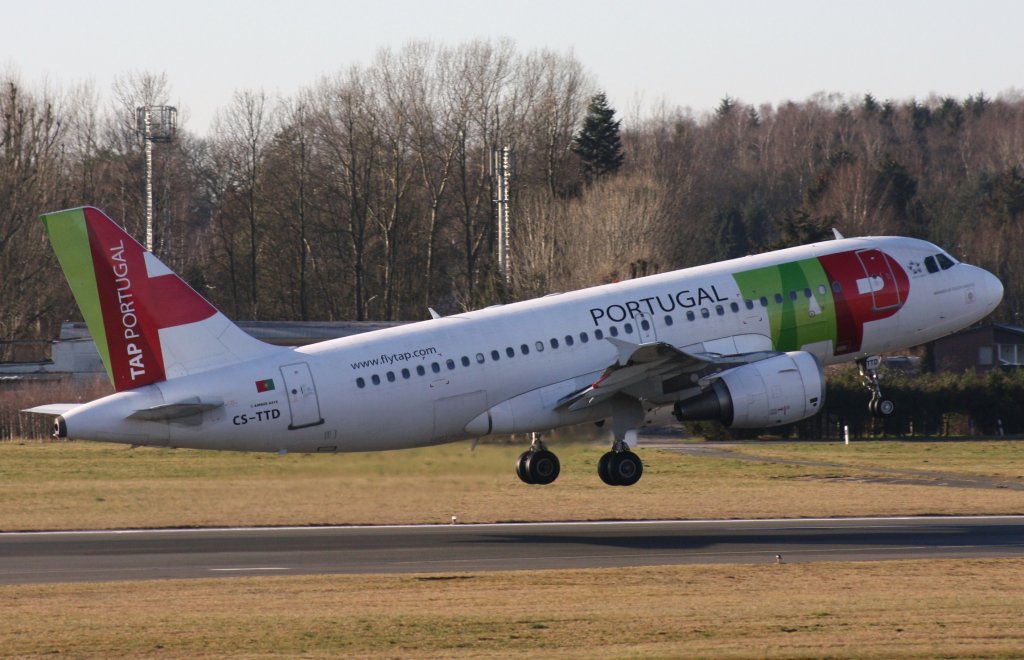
<box><xmin>42</xmin><ymin>207</ymin><xmax>217</xmax><ymax>391</ymax></box>
<box><xmin>733</xmin><ymin>249</ymin><xmax>908</xmax><ymax>355</ymax></box>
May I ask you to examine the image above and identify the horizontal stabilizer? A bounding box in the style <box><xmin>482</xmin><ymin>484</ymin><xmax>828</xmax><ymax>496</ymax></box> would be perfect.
<box><xmin>22</xmin><ymin>403</ymin><xmax>80</xmax><ymax>416</ymax></box>
<box><xmin>127</xmin><ymin>398</ymin><xmax>223</xmax><ymax>425</ymax></box>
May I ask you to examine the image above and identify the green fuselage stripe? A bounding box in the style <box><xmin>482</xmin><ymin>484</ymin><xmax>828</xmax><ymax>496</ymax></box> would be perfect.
<box><xmin>733</xmin><ymin>258</ymin><xmax>837</xmax><ymax>352</ymax></box>
<box><xmin>41</xmin><ymin>209</ymin><xmax>113</xmax><ymax>383</ymax></box>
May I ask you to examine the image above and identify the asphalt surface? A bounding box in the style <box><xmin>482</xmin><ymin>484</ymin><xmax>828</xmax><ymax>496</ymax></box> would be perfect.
<box><xmin>3</xmin><ymin>516</ymin><xmax>1024</xmax><ymax>585</ymax></box>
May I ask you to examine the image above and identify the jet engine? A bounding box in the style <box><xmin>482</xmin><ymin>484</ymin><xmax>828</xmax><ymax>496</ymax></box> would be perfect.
<box><xmin>673</xmin><ymin>351</ymin><xmax>825</xmax><ymax>428</ymax></box>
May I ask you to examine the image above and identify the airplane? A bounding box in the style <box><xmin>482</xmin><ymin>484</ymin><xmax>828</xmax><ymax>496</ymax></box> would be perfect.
<box><xmin>26</xmin><ymin>206</ymin><xmax>1003</xmax><ymax>486</ymax></box>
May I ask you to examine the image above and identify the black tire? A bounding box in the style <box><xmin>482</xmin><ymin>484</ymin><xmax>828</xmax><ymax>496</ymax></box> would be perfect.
<box><xmin>608</xmin><ymin>451</ymin><xmax>643</xmax><ymax>487</ymax></box>
<box><xmin>868</xmin><ymin>397</ymin><xmax>879</xmax><ymax>416</ymax></box>
<box><xmin>598</xmin><ymin>451</ymin><xmax>616</xmax><ymax>485</ymax></box>
<box><xmin>525</xmin><ymin>449</ymin><xmax>560</xmax><ymax>485</ymax></box>
<box><xmin>515</xmin><ymin>451</ymin><xmax>534</xmax><ymax>484</ymax></box>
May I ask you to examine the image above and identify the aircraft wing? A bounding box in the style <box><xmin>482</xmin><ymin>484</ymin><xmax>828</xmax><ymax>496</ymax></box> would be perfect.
<box><xmin>559</xmin><ymin>337</ymin><xmax>777</xmax><ymax>412</ymax></box>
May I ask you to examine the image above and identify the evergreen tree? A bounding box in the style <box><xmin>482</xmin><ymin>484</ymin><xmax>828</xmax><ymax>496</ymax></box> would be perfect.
<box><xmin>572</xmin><ymin>91</ymin><xmax>624</xmax><ymax>183</ymax></box>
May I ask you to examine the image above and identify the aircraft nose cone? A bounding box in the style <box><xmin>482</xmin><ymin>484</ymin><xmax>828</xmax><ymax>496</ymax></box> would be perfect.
<box><xmin>983</xmin><ymin>269</ymin><xmax>1004</xmax><ymax>313</ymax></box>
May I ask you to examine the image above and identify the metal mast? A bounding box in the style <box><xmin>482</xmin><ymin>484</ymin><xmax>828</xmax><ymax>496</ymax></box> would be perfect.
<box><xmin>135</xmin><ymin>105</ymin><xmax>177</xmax><ymax>251</ymax></box>
<box><xmin>492</xmin><ymin>145</ymin><xmax>514</xmax><ymax>285</ymax></box>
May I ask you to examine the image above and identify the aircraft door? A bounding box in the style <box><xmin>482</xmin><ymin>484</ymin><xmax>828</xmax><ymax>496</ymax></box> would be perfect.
<box><xmin>636</xmin><ymin>312</ymin><xmax>658</xmax><ymax>344</ymax></box>
<box><xmin>856</xmin><ymin>249</ymin><xmax>902</xmax><ymax>311</ymax></box>
<box><xmin>279</xmin><ymin>362</ymin><xmax>325</xmax><ymax>430</ymax></box>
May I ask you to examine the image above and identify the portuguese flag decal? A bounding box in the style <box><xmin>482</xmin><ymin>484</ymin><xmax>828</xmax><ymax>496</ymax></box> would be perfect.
<box><xmin>255</xmin><ymin>378</ymin><xmax>275</xmax><ymax>393</ymax></box>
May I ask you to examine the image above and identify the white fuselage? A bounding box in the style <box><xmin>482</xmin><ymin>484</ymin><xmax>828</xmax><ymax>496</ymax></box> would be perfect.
<box><xmin>60</xmin><ymin>236</ymin><xmax>1002</xmax><ymax>452</ymax></box>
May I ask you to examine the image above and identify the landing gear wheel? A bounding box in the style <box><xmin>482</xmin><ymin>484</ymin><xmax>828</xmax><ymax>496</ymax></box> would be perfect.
<box><xmin>598</xmin><ymin>451</ymin><xmax>615</xmax><ymax>486</ymax></box>
<box><xmin>515</xmin><ymin>451</ymin><xmax>533</xmax><ymax>484</ymax></box>
<box><xmin>598</xmin><ymin>450</ymin><xmax>643</xmax><ymax>486</ymax></box>
<box><xmin>608</xmin><ymin>451</ymin><xmax>643</xmax><ymax>486</ymax></box>
<box><xmin>877</xmin><ymin>399</ymin><xmax>895</xmax><ymax>416</ymax></box>
<box><xmin>524</xmin><ymin>449</ymin><xmax>560</xmax><ymax>485</ymax></box>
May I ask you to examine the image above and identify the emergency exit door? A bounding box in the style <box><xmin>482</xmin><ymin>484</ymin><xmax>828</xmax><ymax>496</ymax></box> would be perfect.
<box><xmin>279</xmin><ymin>362</ymin><xmax>324</xmax><ymax>430</ymax></box>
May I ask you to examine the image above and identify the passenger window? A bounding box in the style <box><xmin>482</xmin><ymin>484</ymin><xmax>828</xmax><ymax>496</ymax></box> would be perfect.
<box><xmin>521</xmin><ymin>343</ymin><xmax>530</xmax><ymax>355</ymax></box>
<box><xmin>416</xmin><ymin>365</ymin><xmax>426</xmax><ymax>376</ymax></box>
<box><xmin>789</xmin><ymin>291</ymin><xmax>798</xmax><ymax>301</ymax></box>
<box><xmin>506</xmin><ymin>347</ymin><xmax>515</xmax><ymax>358</ymax></box>
<box><xmin>565</xmin><ymin>335</ymin><xmax>575</xmax><ymax>346</ymax></box>
<box><xmin>730</xmin><ymin>302</ymin><xmax>739</xmax><ymax>313</ymax></box>
<box><xmin>937</xmin><ymin>253</ymin><xmax>955</xmax><ymax>270</ymax></box>
<box><xmin>491</xmin><ymin>350</ymin><xmax>500</xmax><ymax>361</ymax></box>
<box><xmin>760</xmin><ymin>296</ymin><xmax>768</xmax><ymax>307</ymax></box>
<box><xmin>579</xmin><ymin>332</ymin><xmax>589</xmax><ymax>343</ymax></box>
<box><xmin>715</xmin><ymin>305</ymin><xmax>725</xmax><ymax>316</ymax></box>
<box><xmin>386</xmin><ymin>371</ymin><xmax>396</xmax><ymax>382</ymax></box>
<box><xmin>476</xmin><ymin>353</ymin><xmax>485</xmax><ymax>364</ymax></box>
<box><xmin>774</xmin><ymin>293</ymin><xmax>784</xmax><ymax>304</ymax></box>
<box><xmin>371</xmin><ymin>374</ymin><xmax>381</xmax><ymax>385</ymax></box>
<box><xmin>609</xmin><ymin>326</ymin><xmax>619</xmax><ymax>337</ymax></box>
<box><xmin>535</xmin><ymin>341</ymin><xmax>544</xmax><ymax>352</ymax></box>
<box><xmin>640</xmin><ymin>319</ymin><xmax>650</xmax><ymax>331</ymax></box>
<box><xmin>401</xmin><ymin>368</ymin><xmax>410</xmax><ymax>379</ymax></box>
<box><xmin>664</xmin><ymin>315</ymin><xmax>673</xmax><ymax>326</ymax></box>
<box><xmin>804</xmin><ymin>288</ymin><xmax>812</xmax><ymax>298</ymax></box>
<box><xmin>356</xmin><ymin>377</ymin><xmax>365</xmax><ymax>388</ymax></box>
<box><xmin>624</xmin><ymin>323</ymin><xmax>634</xmax><ymax>334</ymax></box>
<box><xmin>818</xmin><ymin>284</ymin><xmax>827</xmax><ymax>295</ymax></box>
<box><xmin>446</xmin><ymin>359</ymin><xmax>455</xmax><ymax>370</ymax></box>
<box><xmin>686</xmin><ymin>311</ymin><xmax>696</xmax><ymax>321</ymax></box>
<box><xmin>431</xmin><ymin>362</ymin><xmax>441</xmax><ymax>373</ymax></box>
<box><xmin>832</xmin><ymin>281</ymin><xmax>842</xmax><ymax>293</ymax></box>
<box><xmin>461</xmin><ymin>356</ymin><xmax>470</xmax><ymax>367</ymax></box>
<box><xmin>595</xmin><ymin>329</ymin><xmax>605</xmax><ymax>339</ymax></box>
<box><xmin>550</xmin><ymin>338</ymin><xmax>559</xmax><ymax>349</ymax></box>
<box><xmin>701</xmin><ymin>308</ymin><xmax>710</xmax><ymax>319</ymax></box>
<box><xmin>745</xmin><ymin>299</ymin><xmax>754</xmax><ymax>310</ymax></box>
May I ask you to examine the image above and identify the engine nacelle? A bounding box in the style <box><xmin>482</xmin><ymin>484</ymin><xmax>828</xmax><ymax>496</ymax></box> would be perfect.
<box><xmin>673</xmin><ymin>351</ymin><xmax>825</xmax><ymax>428</ymax></box>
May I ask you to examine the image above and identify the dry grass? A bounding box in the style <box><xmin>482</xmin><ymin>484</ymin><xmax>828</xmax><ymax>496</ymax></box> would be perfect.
<box><xmin>2</xmin><ymin>439</ymin><xmax>1024</xmax><ymax>531</ymax></box>
<box><xmin>3</xmin><ymin>559</ymin><xmax>1024</xmax><ymax>658</ymax></box>
<box><xmin>736</xmin><ymin>439</ymin><xmax>1024</xmax><ymax>478</ymax></box>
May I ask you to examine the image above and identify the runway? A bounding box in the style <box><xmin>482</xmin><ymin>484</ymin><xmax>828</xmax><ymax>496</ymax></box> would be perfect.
<box><xmin>3</xmin><ymin>516</ymin><xmax>1024</xmax><ymax>585</ymax></box>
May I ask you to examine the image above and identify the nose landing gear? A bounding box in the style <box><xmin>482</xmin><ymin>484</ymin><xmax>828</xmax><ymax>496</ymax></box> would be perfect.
<box><xmin>859</xmin><ymin>356</ymin><xmax>895</xmax><ymax>417</ymax></box>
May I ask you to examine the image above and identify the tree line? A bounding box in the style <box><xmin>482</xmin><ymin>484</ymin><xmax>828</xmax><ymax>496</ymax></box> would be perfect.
<box><xmin>2</xmin><ymin>39</ymin><xmax>1023</xmax><ymax>360</ymax></box>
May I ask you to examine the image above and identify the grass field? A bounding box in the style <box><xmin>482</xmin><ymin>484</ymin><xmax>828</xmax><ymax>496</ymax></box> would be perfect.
<box><xmin>4</xmin><ymin>437</ymin><xmax>1024</xmax><ymax>657</ymax></box>
<box><xmin>1</xmin><ymin>438</ymin><xmax>1024</xmax><ymax>531</ymax></box>
<box><xmin>4</xmin><ymin>559</ymin><xmax>1024</xmax><ymax>658</ymax></box>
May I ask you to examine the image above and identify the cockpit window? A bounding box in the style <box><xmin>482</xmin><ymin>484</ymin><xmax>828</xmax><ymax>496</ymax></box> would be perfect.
<box><xmin>936</xmin><ymin>253</ymin><xmax>955</xmax><ymax>270</ymax></box>
<box><xmin>924</xmin><ymin>255</ymin><xmax>939</xmax><ymax>274</ymax></box>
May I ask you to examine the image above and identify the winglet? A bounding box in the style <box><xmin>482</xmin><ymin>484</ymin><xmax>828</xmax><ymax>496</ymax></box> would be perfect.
<box><xmin>606</xmin><ymin>337</ymin><xmax>640</xmax><ymax>366</ymax></box>
<box><xmin>832</xmin><ymin>228</ymin><xmax>845</xmax><ymax>240</ymax></box>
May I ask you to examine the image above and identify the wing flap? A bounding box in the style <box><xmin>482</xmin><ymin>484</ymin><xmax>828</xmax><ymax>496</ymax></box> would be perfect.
<box><xmin>560</xmin><ymin>338</ymin><xmax>780</xmax><ymax>412</ymax></box>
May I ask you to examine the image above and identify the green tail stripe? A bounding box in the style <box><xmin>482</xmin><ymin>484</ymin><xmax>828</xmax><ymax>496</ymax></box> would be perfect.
<box><xmin>41</xmin><ymin>208</ymin><xmax>114</xmax><ymax>384</ymax></box>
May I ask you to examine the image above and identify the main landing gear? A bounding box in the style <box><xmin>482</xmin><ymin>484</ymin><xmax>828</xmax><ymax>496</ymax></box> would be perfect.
<box><xmin>598</xmin><ymin>395</ymin><xmax>645</xmax><ymax>486</ymax></box>
<box><xmin>598</xmin><ymin>434</ymin><xmax>644</xmax><ymax>487</ymax></box>
<box><xmin>516</xmin><ymin>434</ymin><xmax>560</xmax><ymax>485</ymax></box>
<box><xmin>858</xmin><ymin>356</ymin><xmax>895</xmax><ymax>417</ymax></box>
<box><xmin>515</xmin><ymin>397</ymin><xmax>648</xmax><ymax>486</ymax></box>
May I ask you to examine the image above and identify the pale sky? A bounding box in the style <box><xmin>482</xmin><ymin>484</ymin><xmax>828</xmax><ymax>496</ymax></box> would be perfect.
<box><xmin>5</xmin><ymin>0</ymin><xmax>1022</xmax><ymax>135</ymax></box>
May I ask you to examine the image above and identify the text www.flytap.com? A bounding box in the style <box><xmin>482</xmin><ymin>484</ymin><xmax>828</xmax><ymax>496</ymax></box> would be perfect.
<box><xmin>350</xmin><ymin>346</ymin><xmax>438</xmax><ymax>370</ymax></box>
